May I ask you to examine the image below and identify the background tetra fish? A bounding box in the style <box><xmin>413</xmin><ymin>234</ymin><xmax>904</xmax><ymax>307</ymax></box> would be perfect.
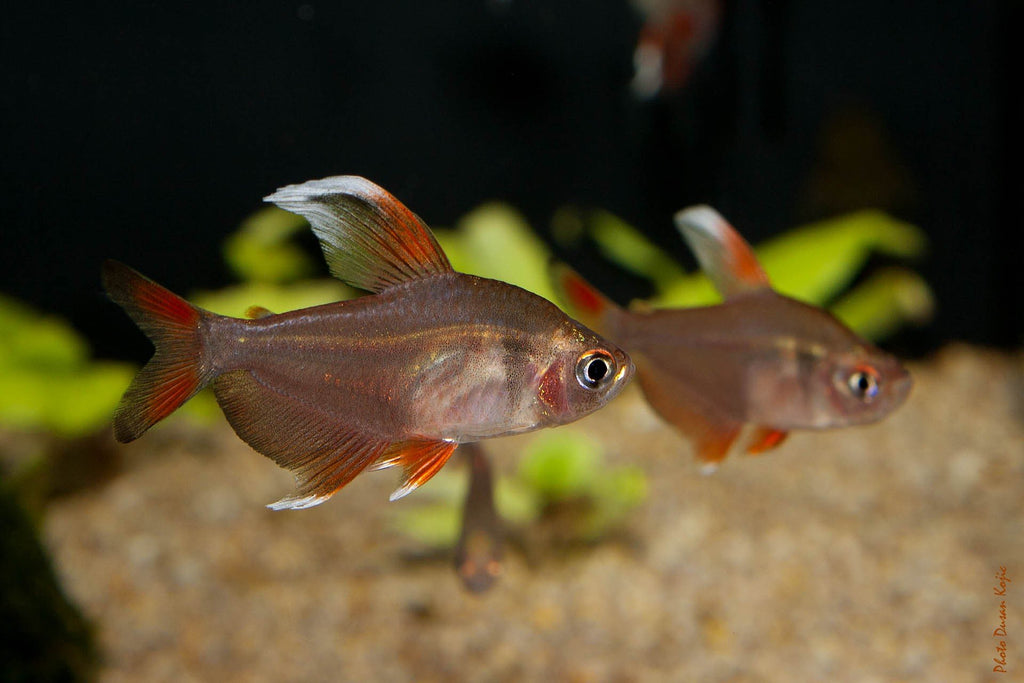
<box><xmin>104</xmin><ymin>176</ymin><xmax>633</xmax><ymax>509</ymax></box>
<box><xmin>554</xmin><ymin>205</ymin><xmax>911</xmax><ymax>465</ymax></box>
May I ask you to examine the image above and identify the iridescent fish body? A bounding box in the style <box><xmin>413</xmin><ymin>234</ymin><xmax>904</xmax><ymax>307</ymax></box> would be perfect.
<box><xmin>104</xmin><ymin>176</ymin><xmax>633</xmax><ymax>509</ymax></box>
<box><xmin>555</xmin><ymin>206</ymin><xmax>912</xmax><ymax>465</ymax></box>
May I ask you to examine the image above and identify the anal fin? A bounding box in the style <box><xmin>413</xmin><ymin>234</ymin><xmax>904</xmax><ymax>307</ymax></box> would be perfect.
<box><xmin>214</xmin><ymin>370</ymin><xmax>389</xmax><ymax>510</ymax></box>
<box><xmin>634</xmin><ymin>358</ymin><xmax>742</xmax><ymax>465</ymax></box>
<box><xmin>371</xmin><ymin>439</ymin><xmax>459</xmax><ymax>501</ymax></box>
<box><xmin>744</xmin><ymin>427</ymin><xmax>789</xmax><ymax>455</ymax></box>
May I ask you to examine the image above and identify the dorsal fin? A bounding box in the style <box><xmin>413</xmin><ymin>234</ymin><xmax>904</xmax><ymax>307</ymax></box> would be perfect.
<box><xmin>265</xmin><ymin>176</ymin><xmax>453</xmax><ymax>293</ymax></box>
<box><xmin>674</xmin><ymin>205</ymin><xmax>771</xmax><ymax>299</ymax></box>
<box><xmin>549</xmin><ymin>262</ymin><xmax>621</xmax><ymax>334</ymax></box>
<box><xmin>245</xmin><ymin>305</ymin><xmax>274</xmax><ymax>319</ymax></box>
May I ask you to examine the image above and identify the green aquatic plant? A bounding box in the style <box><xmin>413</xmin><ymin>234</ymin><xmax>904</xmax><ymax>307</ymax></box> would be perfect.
<box><xmin>189</xmin><ymin>280</ymin><xmax>355</xmax><ymax>319</ymax></box>
<box><xmin>223</xmin><ymin>205</ymin><xmax>315</xmax><ymax>284</ymax></box>
<box><xmin>434</xmin><ymin>203</ymin><xmax>557</xmax><ymax>302</ymax></box>
<box><xmin>577</xmin><ymin>208</ymin><xmax>933</xmax><ymax>338</ymax></box>
<box><xmin>0</xmin><ymin>294</ymin><xmax>134</xmax><ymax>439</ymax></box>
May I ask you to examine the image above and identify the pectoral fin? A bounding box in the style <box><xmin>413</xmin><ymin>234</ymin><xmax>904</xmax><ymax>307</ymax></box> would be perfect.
<box><xmin>674</xmin><ymin>205</ymin><xmax>771</xmax><ymax>298</ymax></box>
<box><xmin>265</xmin><ymin>176</ymin><xmax>453</xmax><ymax>293</ymax></box>
<box><xmin>371</xmin><ymin>439</ymin><xmax>459</xmax><ymax>501</ymax></box>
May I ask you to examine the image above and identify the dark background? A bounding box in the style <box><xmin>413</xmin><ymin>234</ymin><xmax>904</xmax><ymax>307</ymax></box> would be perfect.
<box><xmin>3</xmin><ymin>1</ymin><xmax>1020</xmax><ymax>362</ymax></box>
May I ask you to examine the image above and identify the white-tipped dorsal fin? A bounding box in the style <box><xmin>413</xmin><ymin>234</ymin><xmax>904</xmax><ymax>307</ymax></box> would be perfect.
<box><xmin>674</xmin><ymin>205</ymin><xmax>771</xmax><ymax>299</ymax></box>
<box><xmin>265</xmin><ymin>176</ymin><xmax>453</xmax><ymax>294</ymax></box>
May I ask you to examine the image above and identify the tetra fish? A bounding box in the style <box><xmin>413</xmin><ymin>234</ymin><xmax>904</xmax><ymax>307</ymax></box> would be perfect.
<box><xmin>453</xmin><ymin>443</ymin><xmax>504</xmax><ymax>593</ymax></box>
<box><xmin>104</xmin><ymin>176</ymin><xmax>633</xmax><ymax>509</ymax></box>
<box><xmin>554</xmin><ymin>205</ymin><xmax>911</xmax><ymax>464</ymax></box>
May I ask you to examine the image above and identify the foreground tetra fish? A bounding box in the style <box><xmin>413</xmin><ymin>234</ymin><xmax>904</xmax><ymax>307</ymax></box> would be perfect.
<box><xmin>104</xmin><ymin>176</ymin><xmax>633</xmax><ymax>509</ymax></box>
<box><xmin>554</xmin><ymin>206</ymin><xmax>911</xmax><ymax>465</ymax></box>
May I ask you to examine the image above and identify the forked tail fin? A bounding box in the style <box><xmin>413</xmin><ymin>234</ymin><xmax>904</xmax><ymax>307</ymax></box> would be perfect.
<box><xmin>102</xmin><ymin>260</ymin><xmax>215</xmax><ymax>442</ymax></box>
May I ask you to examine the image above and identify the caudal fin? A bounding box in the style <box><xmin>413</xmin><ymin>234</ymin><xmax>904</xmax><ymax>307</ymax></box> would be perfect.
<box><xmin>102</xmin><ymin>260</ymin><xmax>214</xmax><ymax>443</ymax></box>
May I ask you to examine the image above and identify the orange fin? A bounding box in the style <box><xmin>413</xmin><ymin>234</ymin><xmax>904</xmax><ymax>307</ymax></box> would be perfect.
<box><xmin>744</xmin><ymin>427</ymin><xmax>789</xmax><ymax>455</ymax></box>
<box><xmin>690</xmin><ymin>423</ymin><xmax>742</xmax><ymax>464</ymax></box>
<box><xmin>454</xmin><ymin>444</ymin><xmax>503</xmax><ymax>592</ymax></box>
<box><xmin>674</xmin><ymin>205</ymin><xmax>771</xmax><ymax>298</ymax></box>
<box><xmin>102</xmin><ymin>260</ymin><xmax>214</xmax><ymax>443</ymax></box>
<box><xmin>633</xmin><ymin>356</ymin><xmax>742</xmax><ymax>464</ymax></box>
<box><xmin>265</xmin><ymin>176</ymin><xmax>453</xmax><ymax>293</ymax></box>
<box><xmin>245</xmin><ymin>305</ymin><xmax>274</xmax><ymax>319</ymax></box>
<box><xmin>549</xmin><ymin>262</ymin><xmax>620</xmax><ymax>333</ymax></box>
<box><xmin>213</xmin><ymin>369</ymin><xmax>390</xmax><ymax>510</ymax></box>
<box><xmin>371</xmin><ymin>439</ymin><xmax>459</xmax><ymax>501</ymax></box>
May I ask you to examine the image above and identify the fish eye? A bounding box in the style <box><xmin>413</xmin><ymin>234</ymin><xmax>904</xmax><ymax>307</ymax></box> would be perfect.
<box><xmin>575</xmin><ymin>350</ymin><xmax>614</xmax><ymax>390</ymax></box>
<box><xmin>847</xmin><ymin>367</ymin><xmax>880</xmax><ymax>401</ymax></box>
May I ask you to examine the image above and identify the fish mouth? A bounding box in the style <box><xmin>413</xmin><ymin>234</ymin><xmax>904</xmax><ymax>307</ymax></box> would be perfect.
<box><xmin>612</xmin><ymin>351</ymin><xmax>635</xmax><ymax>388</ymax></box>
<box><xmin>889</xmin><ymin>365</ymin><xmax>913</xmax><ymax>406</ymax></box>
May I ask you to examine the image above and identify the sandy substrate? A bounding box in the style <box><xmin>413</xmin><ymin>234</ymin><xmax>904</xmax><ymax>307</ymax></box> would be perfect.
<box><xmin>43</xmin><ymin>345</ymin><xmax>1023</xmax><ymax>682</ymax></box>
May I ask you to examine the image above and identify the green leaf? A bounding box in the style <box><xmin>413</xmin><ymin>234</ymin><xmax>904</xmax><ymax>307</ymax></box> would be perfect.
<box><xmin>494</xmin><ymin>476</ymin><xmax>542</xmax><ymax>525</ymax></box>
<box><xmin>752</xmin><ymin>210</ymin><xmax>927</xmax><ymax>304</ymax></box>
<box><xmin>436</xmin><ymin>203</ymin><xmax>557</xmax><ymax>301</ymax></box>
<box><xmin>587</xmin><ymin>209</ymin><xmax>687</xmax><ymax>289</ymax></box>
<box><xmin>390</xmin><ymin>503</ymin><xmax>463</xmax><ymax>548</ymax></box>
<box><xmin>829</xmin><ymin>267</ymin><xmax>934</xmax><ymax>341</ymax></box>
<box><xmin>0</xmin><ymin>295</ymin><xmax>90</xmax><ymax>371</ymax></box>
<box><xmin>648</xmin><ymin>209</ymin><xmax>928</xmax><ymax>310</ymax></box>
<box><xmin>190</xmin><ymin>280</ymin><xmax>355</xmax><ymax>318</ymax></box>
<box><xmin>0</xmin><ymin>363</ymin><xmax>135</xmax><ymax>438</ymax></box>
<box><xmin>223</xmin><ymin>206</ymin><xmax>315</xmax><ymax>284</ymax></box>
<box><xmin>518</xmin><ymin>431</ymin><xmax>603</xmax><ymax>502</ymax></box>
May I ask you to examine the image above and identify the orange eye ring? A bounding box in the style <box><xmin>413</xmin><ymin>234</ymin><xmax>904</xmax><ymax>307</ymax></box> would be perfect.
<box><xmin>847</xmin><ymin>365</ymin><xmax>880</xmax><ymax>401</ymax></box>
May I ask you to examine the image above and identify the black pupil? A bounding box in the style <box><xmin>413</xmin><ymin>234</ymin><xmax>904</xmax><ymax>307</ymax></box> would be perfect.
<box><xmin>855</xmin><ymin>373</ymin><xmax>871</xmax><ymax>394</ymax></box>
<box><xmin>586</xmin><ymin>358</ymin><xmax>609</xmax><ymax>383</ymax></box>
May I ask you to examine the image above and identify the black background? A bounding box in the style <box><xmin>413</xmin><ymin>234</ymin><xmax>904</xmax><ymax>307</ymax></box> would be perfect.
<box><xmin>3</xmin><ymin>1</ymin><xmax>1020</xmax><ymax>362</ymax></box>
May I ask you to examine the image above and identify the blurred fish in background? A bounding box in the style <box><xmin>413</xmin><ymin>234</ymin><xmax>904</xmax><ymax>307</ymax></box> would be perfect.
<box><xmin>555</xmin><ymin>206</ymin><xmax>914</xmax><ymax>465</ymax></box>
<box><xmin>631</xmin><ymin>0</ymin><xmax>721</xmax><ymax>98</ymax></box>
